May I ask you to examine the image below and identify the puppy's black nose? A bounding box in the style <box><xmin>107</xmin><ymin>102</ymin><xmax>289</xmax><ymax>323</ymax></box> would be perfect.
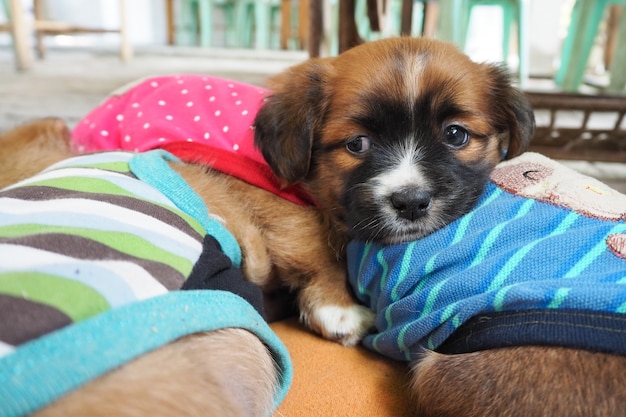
<box><xmin>390</xmin><ymin>190</ymin><xmax>431</xmax><ymax>221</ymax></box>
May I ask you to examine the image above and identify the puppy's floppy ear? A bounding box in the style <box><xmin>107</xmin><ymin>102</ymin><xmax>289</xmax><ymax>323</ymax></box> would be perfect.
<box><xmin>488</xmin><ymin>65</ymin><xmax>536</xmax><ymax>160</ymax></box>
<box><xmin>254</xmin><ymin>58</ymin><xmax>333</xmax><ymax>184</ymax></box>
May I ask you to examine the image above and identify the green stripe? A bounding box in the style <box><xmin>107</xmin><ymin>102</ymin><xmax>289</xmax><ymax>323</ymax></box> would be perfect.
<box><xmin>396</xmin><ymin>323</ymin><xmax>413</xmax><ymax>361</ymax></box>
<box><xmin>0</xmin><ymin>224</ymin><xmax>194</xmax><ymax>276</ymax></box>
<box><xmin>377</xmin><ymin>250</ymin><xmax>390</xmax><ymax>293</ymax></box>
<box><xmin>565</xmin><ymin>224</ymin><xmax>626</xmax><ymax>278</ymax></box>
<box><xmin>357</xmin><ymin>242</ymin><xmax>373</xmax><ymax>298</ymax></box>
<box><xmin>391</xmin><ymin>241</ymin><xmax>417</xmax><ymax>302</ymax></box>
<box><xmin>68</xmin><ymin>161</ymin><xmax>132</xmax><ymax>174</ymax></box>
<box><xmin>487</xmin><ymin>241</ymin><xmax>539</xmax><ymax>292</ymax></box>
<box><xmin>452</xmin><ymin>187</ymin><xmax>503</xmax><ymax>245</ymax></box>
<box><xmin>493</xmin><ymin>285</ymin><xmax>513</xmax><ymax>312</ymax></box>
<box><xmin>17</xmin><ymin>177</ymin><xmax>205</xmax><ymax>237</ymax></box>
<box><xmin>547</xmin><ymin>288</ymin><xmax>571</xmax><ymax>309</ymax></box>
<box><xmin>24</xmin><ymin>177</ymin><xmax>139</xmax><ymax>199</ymax></box>
<box><xmin>0</xmin><ymin>272</ymin><xmax>110</xmax><ymax>321</ymax></box>
<box><xmin>420</xmin><ymin>279</ymin><xmax>447</xmax><ymax>317</ymax></box>
<box><xmin>471</xmin><ymin>199</ymin><xmax>535</xmax><ymax>268</ymax></box>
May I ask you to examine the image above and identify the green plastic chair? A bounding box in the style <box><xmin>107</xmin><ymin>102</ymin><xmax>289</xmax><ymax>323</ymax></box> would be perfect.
<box><xmin>234</xmin><ymin>0</ymin><xmax>281</xmax><ymax>49</ymax></box>
<box><xmin>555</xmin><ymin>0</ymin><xmax>626</xmax><ymax>93</ymax></box>
<box><xmin>175</xmin><ymin>0</ymin><xmax>237</xmax><ymax>47</ymax></box>
<box><xmin>437</xmin><ymin>0</ymin><xmax>530</xmax><ymax>87</ymax></box>
<box><xmin>175</xmin><ymin>0</ymin><xmax>280</xmax><ymax>49</ymax></box>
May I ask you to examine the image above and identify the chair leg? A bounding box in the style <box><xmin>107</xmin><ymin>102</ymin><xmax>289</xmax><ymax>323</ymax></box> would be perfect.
<box><xmin>555</xmin><ymin>0</ymin><xmax>610</xmax><ymax>92</ymax></box>
<box><xmin>607</xmin><ymin>4</ymin><xmax>626</xmax><ymax>93</ymax></box>
<box><xmin>33</xmin><ymin>0</ymin><xmax>45</xmax><ymax>59</ymax></box>
<box><xmin>516</xmin><ymin>0</ymin><xmax>530</xmax><ymax>88</ymax></box>
<box><xmin>197</xmin><ymin>0</ymin><xmax>212</xmax><ymax>47</ymax></box>
<box><xmin>119</xmin><ymin>0</ymin><xmax>132</xmax><ymax>61</ymax></box>
<box><xmin>8</xmin><ymin>0</ymin><xmax>33</xmax><ymax>70</ymax></box>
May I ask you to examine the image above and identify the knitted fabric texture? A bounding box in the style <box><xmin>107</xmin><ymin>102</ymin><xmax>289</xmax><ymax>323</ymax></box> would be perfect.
<box><xmin>0</xmin><ymin>151</ymin><xmax>292</xmax><ymax>416</ymax></box>
<box><xmin>72</xmin><ymin>74</ymin><xmax>314</xmax><ymax>206</ymax></box>
<box><xmin>348</xmin><ymin>152</ymin><xmax>626</xmax><ymax>362</ymax></box>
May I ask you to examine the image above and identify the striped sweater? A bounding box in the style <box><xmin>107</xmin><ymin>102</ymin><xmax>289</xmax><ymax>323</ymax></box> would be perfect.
<box><xmin>0</xmin><ymin>151</ymin><xmax>291</xmax><ymax>417</ymax></box>
<box><xmin>348</xmin><ymin>180</ymin><xmax>626</xmax><ymax>362</ymax></box>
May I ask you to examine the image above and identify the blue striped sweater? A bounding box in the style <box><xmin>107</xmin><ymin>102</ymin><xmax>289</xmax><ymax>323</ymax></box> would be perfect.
<box><xmin>348</xmin><ymin>181</ymin><xmax>626</xmax><ymax>361</ymax></box>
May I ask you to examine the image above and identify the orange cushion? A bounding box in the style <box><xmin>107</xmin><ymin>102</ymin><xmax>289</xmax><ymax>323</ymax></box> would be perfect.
<box><xmin>271</xmin><ymin>318</ymin><xmax>414</xmax><ymax>417</ymax></box>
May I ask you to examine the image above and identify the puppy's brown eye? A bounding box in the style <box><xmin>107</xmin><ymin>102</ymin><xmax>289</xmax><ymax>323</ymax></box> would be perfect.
<box><xmin>346</xmin><ymin>136</ymin><xmax>371</xmax><ymax>155</ymax></box>
<box><xmin>444</xmin><ymin>125</ymin><xmax>470</xmax><ymax>148</ymax></box>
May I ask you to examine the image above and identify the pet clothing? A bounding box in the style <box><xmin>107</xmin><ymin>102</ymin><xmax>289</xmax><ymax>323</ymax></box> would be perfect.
<box><xmin>348</xmin><ymin>153</ymin><xmax>626</xmax><ymax>362</ymax></box>
<box><xmin>0</xmin><ymin>151</ymin><xmax>292</xmax><ymax>417</ymax></box>
<box><xmin>72</xmin><ymin>74</ymin><xmax>314</xmax><ymax>206</ymax></box>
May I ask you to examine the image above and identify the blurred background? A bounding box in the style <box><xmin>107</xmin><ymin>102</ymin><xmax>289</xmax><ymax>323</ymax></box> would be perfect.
<box><xmin>0</xmin><ymin>0</ymin><xmax>625</xmax><ymax>189</ymax></box>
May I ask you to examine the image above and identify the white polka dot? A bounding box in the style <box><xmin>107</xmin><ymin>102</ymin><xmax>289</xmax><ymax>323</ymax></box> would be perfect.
<box><xmin>231</xmin><ymin>92</ymin><xmax>238</xmax><ymax>97</ymax></box>
<box><xmin>100</xmin><ymin>130</ymin><xmax>109</xmax><ymax>137</ymax></box>
<box><xmin>233</xmin><ymin>143</ymin><xmax>239</xmax><ymax>151</ymax></box>
<box><xmin>223</xmin><ymin>126</ymin><xmax>229</xmax><ymax>133</ymax></box>
<box><xmin>150</xmin><ymin>81</ymin><xmax>158</xmax><ymax>87</ymax></box>
<box><xmin>132</xmin><ymin>102</ymin><xmax>140</xmax><ymax>108</ymax></box>
<box><xmin>187</xmin><ymin>138</ymin><xmax>193</xmax><ymax>142</ymax></box>
<box><xmin>235</xmin><ymin>100</ymin><xmax>242</xmax><ymax>106</ymax></box>
<box><xmin>181</xmin><ymin>89</ymin><xmax>188</xmax><ymax>95</ymax></box>
<box><xmin>177</xmin><ymin>79</ymin><xmax>184</xmax><ymax>84</ymax></box>
<box><xmin>204</xmin><ymin>132</ymin><xmax>210</xmax><ymax>140</ymax></box>
<box><xmin>242</xmin><ymin>110</ymin><xmax>248</xmax><ymax>116</ymax></box>
<box><xmin>77</xmin><ymin>145</ymin><xmax>86</xmax><ymax>152</ymax></box>
<box><xmin>205</xmin><ymin>84</ymin><xmax>213</xmax><ymax>90</ymax></box>
<box><xmin>165</xmin><ymin>115</ymin><xmax>173</xmax><ymax>121</ymax></box>
<box><xmin>193</xmin><ymin>115</ymin><xmax>201</xmax><ymax>122</ymax></box>
<box><xmin>143</xmin><ymin>122</ymin><xmax>150</xmax><ymax>129</ymax></box>
<box><xmin>133</xmin><ymin>147</ymin><xmax>140</xmax><ymax>152</ymax></box>
<box><xmin>214</xmin><ymin>110</ymin><xmax>221</xmax><ymax>116</ymax></box>
<box><xmin>209</xmin><ymin>96</ymin><xmax>216</xmax><ymax>102</ymax></box>
<box><xmin>137</xmin><ymin>111</ymin><xmax>143</xmax><ymax>117</ymax></box>
<box><xmin>228</xmin><ymin>83</ymin><xmax>234</xmax><ymax>88</ymax></box>
<box><xmin>158</xmin><ymin>100</ymin><xmax>166</xmax><ymax>106</ymax></box>
<box><xmin>116</xmin><ymin>114</ymin><xmax>124</xmax><ymax>121</ymax></box>
<box><xmin>186</xmin><ymin>101</ymin><xmax>194</xmax><ymax>107</ymax></box>
<box><xmin>124</xmin><ymin>135</ymin><xmax>131</xmax><ymax>142</ymax></box>
<box><xmin>158</xmin><ymin>137</ymin><xmax>166</xmax><ymax>142</ymax></box>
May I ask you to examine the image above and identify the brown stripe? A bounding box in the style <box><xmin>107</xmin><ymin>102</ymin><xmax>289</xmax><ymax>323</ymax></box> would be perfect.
<box><xmin>0</xmin><ymin>234</ymin><xmax>185</xmax><ymax>290</ymax></box>
<box><xmin>0</xmin><ymin>294</ymin><xmax>72</xmax><ymax>345</ymax></box>
<box><xmin>0</xmin><ymin>185</ymin><xmax>203</xmax><ymax>241</ymax></box>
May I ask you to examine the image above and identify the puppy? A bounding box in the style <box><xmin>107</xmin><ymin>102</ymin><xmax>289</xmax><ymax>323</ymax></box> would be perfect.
<box><xmin>0</xmin><ymin>119</ymin><xmax>291</xmax><ymax>417</ymax></box>
<box><xmin>0</xmin><ymin>72</ymin><xmax>376</xmax><ymax>415</ymax></box>
<box><xmin>255</xmin><ymin>37</ymin><xmax>626</xmax><ymax>416</ymax></box>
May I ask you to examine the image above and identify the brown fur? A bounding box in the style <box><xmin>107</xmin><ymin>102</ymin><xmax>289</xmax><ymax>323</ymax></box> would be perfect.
<box><xmin>35</xmin><ymin>329</ymin><xmax>278</xmax><ymax>417</ymax></box>
<box><xmin>0</xmin><ymin>120</ymin><xmax>285</xmax><ymax>417</ymax></box>
<box><xmin>253</xmin><ymin>37</ymin><xmax>626</xmax><ymax>417</ymax></box>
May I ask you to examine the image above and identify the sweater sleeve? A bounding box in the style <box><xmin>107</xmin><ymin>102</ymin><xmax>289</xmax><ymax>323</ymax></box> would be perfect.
<box><xmin>181</xmin><ymin>235</ymin><xmax>265</xmax><ymax>319</ymax></box>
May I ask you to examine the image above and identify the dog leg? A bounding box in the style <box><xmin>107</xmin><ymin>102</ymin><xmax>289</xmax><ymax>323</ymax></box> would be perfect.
<box><xmin>410</xmin><ymin>347</ymin><xmax>626</xmax><ymax>417</ymax></box>
<box><xmin>35</xmin><ymin>329</ymin><xmax>280</xmax><ymax>417</ymax></box>
<box><xmin>0</xmin><ymin>118</ymin><xmax>72</xmax><ymax>189</ymax></box>
<box><xmin>297</xmin><ymin>260</ymin><xmax>375</xmax><ymax>346</ymax></box>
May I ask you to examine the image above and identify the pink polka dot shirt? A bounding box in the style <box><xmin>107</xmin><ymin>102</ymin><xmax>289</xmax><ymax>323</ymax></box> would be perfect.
<box><xmin>72</xmin><ymin>75</ymin><xmax>313</xmax><ymax>206</ymax></box>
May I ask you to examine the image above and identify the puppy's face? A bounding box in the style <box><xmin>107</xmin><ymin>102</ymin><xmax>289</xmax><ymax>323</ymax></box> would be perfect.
<box><xmin>255</xmin><ymin>38</ymin><xmax>535</xmax><ymax>244</ymax></box>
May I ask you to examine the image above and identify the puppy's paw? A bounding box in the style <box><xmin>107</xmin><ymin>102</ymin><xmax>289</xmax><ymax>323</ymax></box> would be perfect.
<box><xmin>302</xmin><ymin>304</ymin><xmax>375</xmax><ymax>346</ymax></box>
